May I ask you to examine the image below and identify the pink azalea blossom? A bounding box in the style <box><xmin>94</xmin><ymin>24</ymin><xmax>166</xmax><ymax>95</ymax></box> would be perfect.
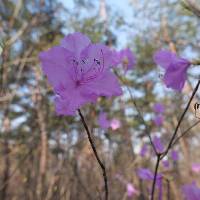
<box><xmin>153</xmin><ymin>50</ymin><xmax>190</xmax><ymax>91</ymax></box>
<box><xmin>98</xmin><ymin>112</ymin><xmax>110</xmax><ymax>129</ymax></box>
<box><xmin>126</xmin><ymin>183</ymin><xmax>139</xmax><ymax>197</ymax></box>
<box><xmin>39</xmin><ymin>32</ymin><xmax>122</xmax><ymax>116</ymax></box>
<box><xmin>110</xmin><ymin>118</ymin><xmax>121</xmax><ymax>130</ymax></box>
<box><xmin>191</xmin><ymin>163</ymin><xmax>200</xmax><ymax>173</ymax></box>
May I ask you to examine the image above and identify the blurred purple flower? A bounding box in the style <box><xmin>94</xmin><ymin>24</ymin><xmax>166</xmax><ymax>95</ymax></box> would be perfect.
<box><xmin>153</xmin><ymin>115</ymin><xmax>164</xmax><ymax>127</ymax></box>
<box><xmin>137</xmin><ymin>168</ymin><xmax>154</xmax><ymax>180</ymax></box>
<box><xmin>120</xmin><ymin>48</ymin><xmax>136</xmax><ymax>71</ymax></box>
<box><xmin>182</xmin><ymin>182</ymin><xmax>200</xmax><ymax>200</ymax></box>
<box><xmin>153</xmin><ymin>50</ymin><xmax>190</xmax><ymax>91</ymax></box>
<box><xmin>98</xmin><ymin>112</ymin><xmax>110</xmax><ymax>129</ymax></box>
<box><xmin>170</xmin><ymin>150</ymin><xmax>179</xmax><ymax>161</ymax></box>
<box><xmin>137</xmin><ymin>168</ymin><xmax>163</xmax><ymax>200</ymax></box>
<box><xmin>153</xmin><ymin>136</ymin><xmax>164</xmax><ymax>153</ymax></box>
<box><xmin>39</xmin><ymin>32</ymin><xmax>122</xmax><ymax>116</ymax></box>
<box><xmin>115</xmin><ymin>174</ymin><xmax>139</xmax><ymax>197</ymax></box>
<box><xmin>111</xmin><ymin>49</ymin><xmax>122</xmax><ymax>66</ymax></box>
<box><xmin>162</xmin><ymin>160</ymin><xmax>170</xmax><ymax>168</ymax></box>
<box><xmin>191</xmin><ymin>163</ymin><xmax>200</xmax><ymax>173</ymax></box>
<box><xmin>126</xmin><ymin>183</ymin><xmax>139</xmax><ymax>197</ymax></box>
<box><xmin>110</xmin><ymin>119</ymin><xmax>121</xmax><ymax>130</ymax></box>
<box><xmin>112</xmin><ymin>48</ymin><xmax>136</xmax><ymax>71</ymax></box>
<box><xmin>153</xmin><ymin>103</ymin><xmax>165</xmax><ymax>114</ymax></box>
<box><xmin>140</xmin><ymin>144</ymin><xmax>148</xmax><ymax>157</ymax></box>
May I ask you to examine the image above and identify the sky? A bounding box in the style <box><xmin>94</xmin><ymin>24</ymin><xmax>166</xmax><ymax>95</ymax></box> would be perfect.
<box><xmin>58</xmin><ymin>0</ymin><xmax>135</xmax><ymax>47</ymax></box>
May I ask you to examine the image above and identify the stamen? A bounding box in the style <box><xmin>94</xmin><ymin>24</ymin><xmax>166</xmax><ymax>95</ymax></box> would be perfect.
<box><xmin>72</xmin><ymin>48</ymin><xmax>105</xmax><ymax>85</ymax></box>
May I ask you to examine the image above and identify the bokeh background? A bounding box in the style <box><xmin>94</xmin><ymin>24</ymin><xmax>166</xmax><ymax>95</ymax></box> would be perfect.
<box><xmin>0</xmin><ymin>0</ymin><xmax>200</xmax><ymax>199</ymax></box>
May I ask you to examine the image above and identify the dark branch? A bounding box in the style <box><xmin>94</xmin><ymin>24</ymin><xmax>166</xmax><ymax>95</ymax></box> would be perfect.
<box><xmin>78</xmin><ymin>109</ymin><xmax>108</xmax><ymax>200</ymax></box>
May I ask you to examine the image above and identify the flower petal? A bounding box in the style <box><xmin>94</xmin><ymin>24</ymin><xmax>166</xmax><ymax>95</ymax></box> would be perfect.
<box><xmin>163</xmin><ymin>62</ymin><xmax>188</xmax><ymax>91</ymax></box>
<box><xmin>82</xmin><ymin>70</ymin><xmax>122</xmax><ymax>97</ymax></box>
<box><xmin>153</xmin><ymin>50</ymin><xmax>177</xmax><ymax>69</ymax></box>
<box><xmin>60</xmin><ymin>32</ymin><xmax>91</xmax><ymax>59</ymax></box>
<box><xmin>39</xmin><ymin>46</ymin><xmax>73</xmax><ymax>89</ymax></box>
<box><xmin>98</xmin><ymin>112</ymin><xmax>110</xmax><ymax>129</ymax></box>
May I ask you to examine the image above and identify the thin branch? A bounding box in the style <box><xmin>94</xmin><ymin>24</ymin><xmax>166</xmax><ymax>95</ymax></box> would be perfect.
<box><xmin>161</xmin><ymin>79</ymin><xmax>200</xmax><ymax>159</ymax></box>
<box><xmin>183</xmin><ymin>0</ymin><xmax>200</xmax><ymax>18</ymax></box>
<box><xmin>114</xmin><ymin>70</ymin><xmax>158</xmax><ymax>155</ymax></box>
<box><xmin>172</xmin><ymin>120</ymin><xmax>200</xmax><ymax>147</ymax></box>
<box><xmin>166</xmin><ymin>179</ymin><xmax>170</xmax><ymax>200</ymax></box>
<box><xmin>151</xmin><ymin>154</ymin><xmax>161</xmax><ymax>200</ymax></box>
<box><xmin>78</xmin><ymin>109</ymin><xmax>108</xmax><ymax>200</ymax></box>
<box><xmin>6</xmin><ymin>21</ymin><xmax>28</xmax><ymax>46</ymax></box>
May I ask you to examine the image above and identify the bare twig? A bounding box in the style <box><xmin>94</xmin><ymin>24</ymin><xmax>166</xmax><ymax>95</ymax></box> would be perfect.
<box><xmin>114</xmin><ymin>71</ymin><xmax>158</xmax><ymax>155</ymax></box>
<box><xmin>161</xmin><ymin>80</ymin><xmax>200</xmax><ymax>159</ymax></box>
<box><xmin>166</xmin><ymin>179</ymin><xmax>170</xmax><ymax>200</ymax></box>
<box><xmin>183</xmin><ymin>0</ymin><xmax>200</xmax><ymax>18</ymax></box>
<box><xmin>78</xmin><ymin>109</ymin><xmax>108</xmax><ymax>200</ymax></box>
<box><xmin>151</xmin><ymin>154</ymin><xmax>161</xmax><ymax>200</ymax></box>
<box><xmin>172</xmin><ymin>120</ymin><xmax>200</xmax><ymax>147</ymax></box>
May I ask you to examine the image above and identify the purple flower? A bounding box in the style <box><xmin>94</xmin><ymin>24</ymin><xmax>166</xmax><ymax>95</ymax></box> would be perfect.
<box><xmin>137</xmin><ymin>168</ymin><xmax>162</xmax><ymax>181</ymax></box>
<box><xmin>111</xmin><ymin>49</ymin><xmax>122</xmax><ymax>66</ymax></box>
<box><xmin>182</xmin><ymin>182</ymin><xmax>200</xmax><ymax>200</ymax></box>
<box><xmin>112</xmin><ymin>48</ymin><xmax>136</xmax><ymax>71</ymax></box>
<box><xmin>39</xmin><ymin>32</ymin><xmax>122</xmax><ymax>116</ymax></box>
<box><xmin>110</xmin><ymin>118</ymin><xmax>121</xmax><ymax>130</ymax></box>
<box><xmin>115</xmin><ymin>174</ymin><xmax>139</xmax><ymax>197</ymax></box>
<box><xmin>153</xmin><ymin>115</ymin><xmax>164</xmax><ymax>127</ymax></box>
<box><xmin>120</xmin><ymin>48</ymin><xmax>136</xmax><ymax>71</ymax></box>
<box><xmin>191</xmin><ymin>163</ymin><xmax>200</xmax><ymax>173</ymax></box>
<box><xmin>162</xmin><ymin>160</ymin><xmax>170</xmax><ymax>168</ymax></box>
<box><xmin>126</xmin><ymin>183</ymin><xmax>139</xmax><ymax>197</ymax></box>
<box><xmin>153</xmin><ymin>50</ymin><xmax>190</xmax><ymax>91</ymax></box>
<box><xmin>98</xmin><ymin>112</ymin><xmax>110</xmax><ymax>129</ymax></box>
<box><xmin>137</xmin><ymin>168</ymin><xmax>163</xmax><ymax>200</ymax></box>
<box><xmin>153</xmin><ymin>136</ymin><xmax>164</xmax><ymax>153</ymax></box>
<box><xmin>137</xmin><ymin>168</ymin><xmax>154</xmax><ymax>180</ymax></box>
<box><xmin>170</xmin><ymin>150</ymin><xmax>179</xmax><ymax>161</ymax></box>
<box><xmin>153</xmin><ymin>103</ymin><xmax>165</xmax><ymax>114</ymax></box>
<box><xmin>140</xmin><ymin>144</ymin><xmax>148</xmax><ymax>157</ymax></box>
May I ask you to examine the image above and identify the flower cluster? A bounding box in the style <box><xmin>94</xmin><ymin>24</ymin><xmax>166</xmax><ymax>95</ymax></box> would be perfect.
<box><xmin>39</xmin><ymin>32</ymin><xmax>192</xmax><ymax>116</ymax></box>
<box><xmin>98</xmin><ymin>112</ymin><xmax>121</xmax><ymax>130</ymax></box>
